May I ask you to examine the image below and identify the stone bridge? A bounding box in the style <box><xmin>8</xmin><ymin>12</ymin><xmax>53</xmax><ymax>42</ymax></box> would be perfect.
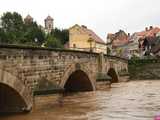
<box><xmin>0</xmin><ymin>45</ymin><xmax>128</xmax><ymax>113</ymax></box>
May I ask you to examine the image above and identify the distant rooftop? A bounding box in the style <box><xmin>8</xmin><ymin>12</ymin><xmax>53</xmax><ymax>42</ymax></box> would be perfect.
<box><xmin>134</xmin><ymin>26</ymin><xmax>160</xmax><ymax>40</ymax></box>
<box><xmin>80</xmin><ymin>25</ymin><xmax>105</xmax><ymax>44</ymax></box>
<box><xmin>45</xmin><ymin>15</ymin><xmax>54</xmax><ymax>21</ymax></box>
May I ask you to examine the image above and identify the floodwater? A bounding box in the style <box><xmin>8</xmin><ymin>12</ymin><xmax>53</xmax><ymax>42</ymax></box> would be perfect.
<box><xmin>1</xmin><ymin>80</ymin><xmax>160</xmax><ymax>120</ymax></box>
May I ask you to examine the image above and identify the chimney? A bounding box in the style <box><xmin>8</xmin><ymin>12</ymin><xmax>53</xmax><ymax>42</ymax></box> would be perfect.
<box><xmin>81</xmin><ymin>25</ymin><xmax>87</xmax><ymax>29</ymax></box>
<box><xmin>149</xmin><ymin>26</ymin><xmax>153</xmax><ymax>30</ymax></box>
<box><xmin>145</xmin><ymin>27</ymin><xmax>148</xmax><ymax>31</ymax></box>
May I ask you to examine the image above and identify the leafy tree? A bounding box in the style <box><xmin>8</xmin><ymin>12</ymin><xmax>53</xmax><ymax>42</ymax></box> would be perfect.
<box><xmin>0</xmin><ymin>12</ymin><xmax>45</xmax><ymax>46</ymax></box>
<box><xmin>44</xmin><ymin>35</ymin><xmax>62</xmax><ymax>48</ymax></box>
<box><xmin>0</xmin><ymin>28</ymin><xmax>7</xmax><ymax>43</ymax></box>
<box><xmin>24</xmin><ymin>22</ymin><xmax>45</xmax><ymax>46</ymax></box>
<box><xmin>51</xmin><ymin>28</ymin><xmax>69</xmax><ymax>44</ymax></box>
<box><xmin>1</xmin><ymin>12</ymin><xmax>25</xmax><ymax>44</ymax></box>
<box><xmin>0</xmin><ymin>12</ymin><xmax>67</xmax><ymax>48</ymax></box>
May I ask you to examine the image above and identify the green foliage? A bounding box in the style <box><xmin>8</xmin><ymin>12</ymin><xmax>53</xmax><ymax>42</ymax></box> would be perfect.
<box><xmin>51</xmin><ymin>28</ymin><xmax>69</xmax><ymax>44</ymax></box>
<box><xmin>23</xmin><ymin>22</ymin><xmax>45</xmax><ymax>46</ymax></box>
<box><xmin>0</xmin><ymin>12</ymin><xmax>45</xmax><ymax>46</ymax></box>
<box><xmin>1</xmin><ymin>12</ymin><xmax>25</xmax><ymax>44</ymax></box>
<box><xmin>128</xmin><ymin>59</ymin><xmax>160</xmax><ymax>80</ymax></box>
<box><xmin>155</xmin><ymin>36</ymin><xmax>160</xmax><ymax>44</ymax></box>
<box><xmin>44</xmin><ymin>27</ymin><xmax>69</xmax><ymax>48</ymax></box>
<box><xmin>0</xmin><ymin>28</ymin><xmax>7</xmax><ymax>43</ymax></box>
<box><xmin>107</xmin><ymin>47</ymin><xmax>111</xmax><ymax>55</ymax></box>
<box><xmin>1</xmin><ymin>12</ymin><xmax>24</xmax><ymax>31</ymax></box>
<box><xmin>128</xmin><ymin>59</ymin><xmax>160</xmax><ymax>66</ymax></box>
<box><xmin>44</xmin><ymin>35</ymin><xmax>62</xmax><ymax>48</ymax></box>
<box><xmin>130</xmin><ymin>55</ymin><xmax>140</xmax><ymax>60</ymax></box>
<box><xmin>0</xmin><ymin>12</ymin><xmax>68</xmax><ymax>48</ymax></box>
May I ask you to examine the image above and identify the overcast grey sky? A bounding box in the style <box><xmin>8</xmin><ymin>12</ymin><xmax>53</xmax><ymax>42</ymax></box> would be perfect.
<box><xmin>1</xmin><ymin>0</ymin><xmax>160</xmax><ymax>40</ymax></box>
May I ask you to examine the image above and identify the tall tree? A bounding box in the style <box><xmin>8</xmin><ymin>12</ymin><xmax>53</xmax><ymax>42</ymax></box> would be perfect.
<box><xmin>44</xmin><ymin>35</ymin><xmax>62</xmax><ymax>48</ymax></box>
<box><xmin>51</xmin><ymin>28</ymin><xmax>69</xmax><ymax>45</ymax></box>
<box><xmin>24</xmin><ymin>22</ymin><xmax>45</xmax><ymax>46</ymax></box>
<box><xmin>1</xmin><ymin>12</ymin><xmax>25</xmax><ymax>44</ymax></box>
<box><xmin>0</xmin><ymin>28</ymin><xmax>7</xmax><ymax>43</ymax></box>
<box><xmin>0</xmin><ymin>12</ymin><xmax>45</xmax><ymax>46</ymax></box>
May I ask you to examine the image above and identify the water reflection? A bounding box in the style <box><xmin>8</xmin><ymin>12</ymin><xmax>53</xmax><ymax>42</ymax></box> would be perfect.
<box><xmin>1</xmin><ymin>80</ymin><xmax>160</xmax><ymax>120</ymax></box>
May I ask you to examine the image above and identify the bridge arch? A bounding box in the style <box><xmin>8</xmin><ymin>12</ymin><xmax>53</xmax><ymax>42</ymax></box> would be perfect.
<box><xmin>0</xmin><ymin>69</ymin><xmax>32</xmax><ymax>113</ymax></box>
<box><xmin>107</xmin><ymin>68</ymin><xmax>119</xmax><ymax>83</ymax></box>
<box><xmin>60</xmin><ymin>63</ymin><xmax>96</xmax><ymax>92</ymax></box>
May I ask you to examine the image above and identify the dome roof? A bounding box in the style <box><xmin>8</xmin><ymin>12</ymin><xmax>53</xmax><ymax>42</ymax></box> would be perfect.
<box><xmin>45</xmin><ymin>15</ymin><xmax>53</xmax><ymax>21</ymax></box>
<box><xmin>25</xmin><ymin>14</ymin><xmax>33</xmax><ymax>20</ymax></box>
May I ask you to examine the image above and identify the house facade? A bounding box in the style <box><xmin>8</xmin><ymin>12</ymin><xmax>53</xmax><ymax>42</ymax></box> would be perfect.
<box><xmin>69</xmin><ymin>24</ymin><xmax>106</xmax><ymax>54</ymax></box>
<box><xmin>106</xmin><ymin>26</ymin><xmax>160</xmax><ymax>59</ymax></box>
<box><xmin>133</xmin><ymin>26</ymin><xmax>160</xmax><ymax>57</ymax></box>
<box><xmin>106</xmin><ymin>30</ymin><xmax>130</xmax><ymax>57</ymax></box>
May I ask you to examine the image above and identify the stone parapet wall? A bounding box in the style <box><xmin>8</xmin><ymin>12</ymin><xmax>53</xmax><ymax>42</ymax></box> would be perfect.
<box><xmin>0</xmin><ymin>47</ymin><xmax>99</xmax><ymax>90</ymax></box>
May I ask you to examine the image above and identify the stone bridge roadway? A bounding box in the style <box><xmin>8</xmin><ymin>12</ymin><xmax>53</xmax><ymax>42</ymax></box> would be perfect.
<box><xmin>0</xmin><ymin>45</ymin><xmax>128</xmax><ymax>113</ymax></box>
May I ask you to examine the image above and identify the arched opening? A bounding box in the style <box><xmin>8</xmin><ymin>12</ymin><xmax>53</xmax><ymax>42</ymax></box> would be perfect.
<box><xmin>64</xmin><ymin>70</ymin><xmax>94</xmax><ymax>92</ymax></box>
<box><xmin>107</xmin><ymin>68</ymin><xmax>118</xmax><ymax>83</ymax></box>
<box><xmin>0</xmin><ymin>83</ymin><xmax>27</xmax><ymax>113</ymax></box>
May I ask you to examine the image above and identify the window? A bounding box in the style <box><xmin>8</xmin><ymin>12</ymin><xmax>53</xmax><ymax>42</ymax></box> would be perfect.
<box><xmin>49</xmin><ymin>24</ymin><xmax>51</xmax><ymax>28</ymax></box>
<box><xmin>73</xmin><ymin>44</ymin><xmax>76</xmax><ymax>48</ymax></box>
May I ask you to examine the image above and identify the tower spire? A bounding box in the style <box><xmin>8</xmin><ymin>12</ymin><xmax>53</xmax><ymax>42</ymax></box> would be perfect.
<box><xmin>44</xmin><ymin>15</ymin><xmax>54</xmax><ymax>33</ymax></box>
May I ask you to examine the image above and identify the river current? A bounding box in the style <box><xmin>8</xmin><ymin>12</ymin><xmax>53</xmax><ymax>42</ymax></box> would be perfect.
<box><xmin>1</xmin><ymin>80</ymin><xmax>160</xmax><ymax>120</ymax></box>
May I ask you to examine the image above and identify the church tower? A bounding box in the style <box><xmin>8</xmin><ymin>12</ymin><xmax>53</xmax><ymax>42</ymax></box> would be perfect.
<box><xmin>24</xmin><ymin>14</ymin><xmax>33</xmax><ymax>24</ymax></box>
<box><xmin>44</xmin><ymin>15</ymin><xmax>54</xmax><ymax>33</ymax></box>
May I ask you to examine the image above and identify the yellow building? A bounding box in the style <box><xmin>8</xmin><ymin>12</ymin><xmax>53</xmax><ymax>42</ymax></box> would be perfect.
<box><xmin>69</xmin><ymin>24</ymin><xmax>106</xmax><ymax>54</ymax></box>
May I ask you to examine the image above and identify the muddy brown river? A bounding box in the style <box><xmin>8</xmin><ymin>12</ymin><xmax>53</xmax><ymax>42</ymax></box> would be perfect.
<box><xmin>1</xmin><ymin>80</ymin><xmax>160</xmax><ymax>120</ymax></box>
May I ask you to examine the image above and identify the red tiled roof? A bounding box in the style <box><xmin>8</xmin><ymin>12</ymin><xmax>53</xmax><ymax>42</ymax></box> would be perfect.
<box><xmin>146</xmin><ymin>27</ymin><xmax>160</xmax><ymax>37</ymax></box>
<box><xmin>107</xmin><ymin>33</ymin><xmax>114</xmax><ymax>39</ymax></box>
<box><xmin>107</xmin><ymin>30</ymin><xmax>129</xmax><ymax>47</ymax></box>
<box><xmin>135</xmin><ymin>27</ymin><xmax>160</xmax><ymax>40</ymax></box>
<box><xmin>81</xmin><ymin>26</ymin><xmax>105</xmax><ymax>44</ymax></box>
